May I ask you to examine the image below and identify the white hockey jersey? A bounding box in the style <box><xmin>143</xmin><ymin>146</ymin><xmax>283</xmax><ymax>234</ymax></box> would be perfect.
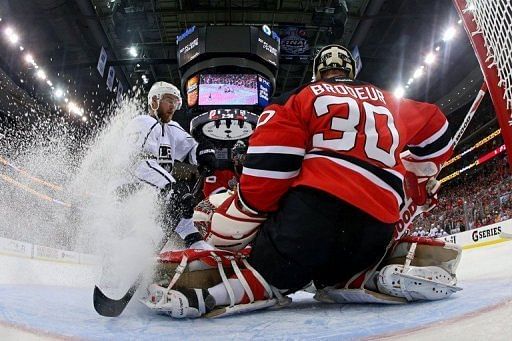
<box><xmin>125</xmin><ymin>114</ymin><xmax>198</xmax><ymax>189</ymax></box>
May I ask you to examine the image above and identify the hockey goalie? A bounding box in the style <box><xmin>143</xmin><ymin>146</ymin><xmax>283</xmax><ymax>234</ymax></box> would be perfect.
<box><xmin>140</xmin><ymin>44</ymin><xmax>462</xmax><ymax>318</ymax></box>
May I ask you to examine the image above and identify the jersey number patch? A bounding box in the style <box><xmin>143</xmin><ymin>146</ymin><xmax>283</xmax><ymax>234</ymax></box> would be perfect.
<box><xmin>312</xmin><ymin>95</ymin><xmax>400</xmax><ymax>167</ymax></box>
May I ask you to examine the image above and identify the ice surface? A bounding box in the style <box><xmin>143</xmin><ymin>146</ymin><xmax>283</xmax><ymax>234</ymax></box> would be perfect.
<box><xmin>0</xmin><ymin>241</ymin><xmax>511</xmax><ymax>340</ymax></box>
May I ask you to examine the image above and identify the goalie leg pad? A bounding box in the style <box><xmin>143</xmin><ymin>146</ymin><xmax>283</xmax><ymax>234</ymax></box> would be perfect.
<box><xmin>144</xmin><ymin>249</ymin><xmax>287</xmax><ymax>318</ymax></box>
<box><xmin>377</xmin><ymin>264</ymin><xmax>461</xmax><ymax>301</ymax></box>
<box><xmin>386</xmin><ymin>236</ymin><xmax>462</xmax><ymax>275</ymax></box>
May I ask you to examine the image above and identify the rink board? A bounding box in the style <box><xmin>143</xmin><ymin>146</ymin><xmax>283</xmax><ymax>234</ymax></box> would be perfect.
<box><xmin>0</xmin><ymin>241</ymin><xmax>511</xmax><ymax>340</ymax></box>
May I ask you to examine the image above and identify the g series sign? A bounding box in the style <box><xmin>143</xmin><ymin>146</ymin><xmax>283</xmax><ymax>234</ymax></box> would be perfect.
<box><xmin>439</xmin><ymin>219</ymin><xmax>512</xmax><ymax>247</ymax></box>
<box><xmin>472</xmin><ymin>226</ymin><xmax>502</xmax><ymax>242</ymax></box>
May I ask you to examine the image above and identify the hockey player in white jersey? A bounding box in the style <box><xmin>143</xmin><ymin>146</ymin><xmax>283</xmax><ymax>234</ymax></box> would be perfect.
<box><xmin>122</xmin><ymin>81</ymin><xmax>216</xmax><ymax>249</ymax></box>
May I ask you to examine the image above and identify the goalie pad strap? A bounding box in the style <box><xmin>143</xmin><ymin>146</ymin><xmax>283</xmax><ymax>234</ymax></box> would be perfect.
<box><xmin>242</xmin><ymin>259</ymin><xmax>274</xmax><ymax>299</ymax></box>
<box><xmin>400</xmin><ymin>242</ymin><xmax>418</xmax><ymax>301</ymax></box>
<box><xmin>210</xmin><ymin>253</ymin><xmax>236</xmax><ymax>307</ymax></box>
<box><xmin>195</xmin><ymin>288</ymin><xmax>206</xmax><ymax>315</ymax></box>
<box><xmin>232</xmin><ymin>269</ymin><xmax>269</xmax><ymax>304</ymax></box>
<box><xmin>167</xmin><ymin>255</ymin><xmax>189</xmax><ymax>290</ymax></box>
<box><xmin>231</xmin><ymin>260</ymin><xmax>255</xmax><ymax>303</ymax></box>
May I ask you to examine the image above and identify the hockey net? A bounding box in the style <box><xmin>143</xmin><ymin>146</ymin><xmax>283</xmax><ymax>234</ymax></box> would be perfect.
<box><xmin>453</xmin><ymin>0</ymin><xmax>512</xmax><ymax>168</ymax></box>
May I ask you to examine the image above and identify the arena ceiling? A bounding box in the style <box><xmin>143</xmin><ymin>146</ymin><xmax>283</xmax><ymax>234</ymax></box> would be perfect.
<box><xmin>0</xmin><ymin>0</ymin><xmax>483</xmax><ymax>123</ymax></box>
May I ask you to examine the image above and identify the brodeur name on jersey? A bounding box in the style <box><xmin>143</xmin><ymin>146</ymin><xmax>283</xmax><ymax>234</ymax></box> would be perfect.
<box><xmin>239</xmin><ymin>77</ymin><xmax>453</xmax><ymax>223</ymax></box>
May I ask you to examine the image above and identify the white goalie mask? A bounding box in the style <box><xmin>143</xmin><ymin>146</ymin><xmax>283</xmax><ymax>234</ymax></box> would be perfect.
<box><xmin>312</xmin><ymin>44</ymin><xmax>356</xmax><ymax>81</ymax></box>
<box><xmin>147</xmin><ymin>81</ymin><xmax>183</xmax><ymax>110</ymax></box>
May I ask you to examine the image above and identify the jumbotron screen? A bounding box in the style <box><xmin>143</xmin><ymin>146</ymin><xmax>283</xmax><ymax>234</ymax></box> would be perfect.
<box><xmin>198</xmin><ymin>74</ymin><xmax>258</xmax><ymax>106</ymax></box>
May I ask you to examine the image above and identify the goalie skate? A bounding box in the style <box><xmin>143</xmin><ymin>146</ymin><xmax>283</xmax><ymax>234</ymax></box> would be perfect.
<box><xmin>140</xmin><ymin>248</ymin><xmax>289</xmax><ymax>318</ymax></box>
<box><xmin>377</xmin><ymin>264</ymin><xmax>462</xmax><ymax>301</ymax></box>
<box><xmin>314</xmin><ymin>287</ymin><xmax>407</xmax><ymax>305</ymax></box>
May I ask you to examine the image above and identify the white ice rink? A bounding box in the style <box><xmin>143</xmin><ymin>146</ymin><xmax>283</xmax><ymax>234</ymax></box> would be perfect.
<box><xmin>1</xmin><ymin>241</ymin><xmax>511</xmax><ymax>340</ymax></box>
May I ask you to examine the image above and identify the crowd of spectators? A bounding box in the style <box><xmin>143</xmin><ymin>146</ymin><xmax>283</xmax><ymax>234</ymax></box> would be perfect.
<box><xmin>413</xmin><ymin>150</ymin><xmax>512</xmax><ymax>237</ymax></box>
<box><xmin>200</xmin><ymin>74</ymin><xmax>257</xmax><ymax>89</ymax></box>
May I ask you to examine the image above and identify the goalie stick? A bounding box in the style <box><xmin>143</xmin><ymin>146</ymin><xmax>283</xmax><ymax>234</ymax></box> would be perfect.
<box><xmin>93</xmin><ymin>172</ymin><xmax>207</xmax><ymax>317</ymax></box>
<box><xmin>395</xmin><ymin>82</ymin><xmax>488</xmax><ymax>239</ymax></box>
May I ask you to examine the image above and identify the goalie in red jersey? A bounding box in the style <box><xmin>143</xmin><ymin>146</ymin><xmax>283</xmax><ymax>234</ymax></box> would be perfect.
<box><xmin>141</xmin><ymin>45</ymin><xmax>462</xmax><ymax>318</ymax></box>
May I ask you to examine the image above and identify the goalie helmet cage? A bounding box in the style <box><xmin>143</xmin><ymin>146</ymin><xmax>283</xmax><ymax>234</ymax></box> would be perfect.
<box><xmin>452</xmin><ymin>0</ymin><xmax>512</xmax><ymax>169</ymax></box>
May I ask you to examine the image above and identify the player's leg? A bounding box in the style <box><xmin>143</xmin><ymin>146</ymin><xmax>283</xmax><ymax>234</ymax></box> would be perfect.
<box><xmin>312</xmin><ymin>204</ymin><xmax>394</xmax><ymax>289</ymax></box>
<box><xmin>248</xmin><ymin>186</ymin><xmax>373</xmax><ymax>292</ymax></box>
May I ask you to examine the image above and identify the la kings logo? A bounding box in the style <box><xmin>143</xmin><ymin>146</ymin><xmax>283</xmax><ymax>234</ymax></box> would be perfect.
<box><xmin>472</xmin><ymin>226</ymin><xmax>502</xmax><ymax>242</ymax></box>
<box><xmin>159</xmin><ymin>145</ymin><xmax>173</xmax><ymax>172</ymax></box>
<box><xmin>159</xmin><ymin>145</ymin><xmax>172</xmax><ymax>160</ymax></box>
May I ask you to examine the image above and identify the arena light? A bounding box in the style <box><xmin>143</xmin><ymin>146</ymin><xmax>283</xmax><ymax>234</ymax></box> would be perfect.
<box><xmin>435</xmin><ymin>46</ymin><xmax>441</xmax><ymax>51</ymax></box>
<box><xmin>424</xmin><ymin>52</ymin><xmax>436</xmax><ymax>65</ymax></box>
<box><xmin>407</xmin><ymin>78</ymin><xmax>414</xmax><ymax>85</ymax></box>
<box><xmin>46</xmin><ymin>80</ymin><xmax>53</xmax><ymax>87</ymax></box>
<box><xmin>4</xmin><ymin>26</ymin><xmax>19</xmax><ymax>44</ymax></box>
<box><xmin>442</xmin><ymin>27</ymin><xmax>457</xmax><ymax>42</ymax></box>
<box><xmin>393</xmin><ymin>86</ymin><xmax>405</xmax><ymax>99</ymax></box>
<box><xmin>81</xmin><ymin>116</ymin><xmax>88</xmax><ymax>122</ymax></box>
<box><xmin>24</xmin><ymin>53</ymin><xmax>35</xmax><ymax>65</ymax></box>
<box><xmin>36</xmin><ymin>69</ymin><xmax>47</xmax><ymax>80</ymax></box>
<box><xmin>128</xmin><ymin>46</ymin><xmax>138</xmax><ymax>57</ymax></box>
<box><xmin>413</xmin><ymin>68</ymin><xmax>424</xmax><ymax>79</ymax></box>
<box><xmin>54</xmin><ymin>88</ymin><xmax>64</xmax><ymax>98</ymax></box>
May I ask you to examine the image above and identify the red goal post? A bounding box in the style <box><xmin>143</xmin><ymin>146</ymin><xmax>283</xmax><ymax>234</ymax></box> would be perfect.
<box><xmin>453</xmin><ymin>0</ymin><xmax>512</xmax><ymax>169</ymax></box>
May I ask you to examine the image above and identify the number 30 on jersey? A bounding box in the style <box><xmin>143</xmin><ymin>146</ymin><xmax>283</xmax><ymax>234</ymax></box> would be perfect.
<box><xmin>313</xmin><ymin>95</ymin><xmax>400</xmax><ymax>167</ymax></box>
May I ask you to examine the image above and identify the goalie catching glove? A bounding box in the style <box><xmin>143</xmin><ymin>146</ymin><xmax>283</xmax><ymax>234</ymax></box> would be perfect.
<box><xmin>193</xmin><ymin>189</ymin><xmax>267</xmax><ymax>251</ymax></box>
<box><xmin>402</xmin><ymin>153</ymin><xmax>442</xmax><ymax>210</ymax></box>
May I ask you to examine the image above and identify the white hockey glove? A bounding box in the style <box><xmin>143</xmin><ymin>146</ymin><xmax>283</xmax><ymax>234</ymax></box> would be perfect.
<box><xmin>194</xmin><ymin>190</ymin><xmax>267</xmax><ymax>251</ymax></box>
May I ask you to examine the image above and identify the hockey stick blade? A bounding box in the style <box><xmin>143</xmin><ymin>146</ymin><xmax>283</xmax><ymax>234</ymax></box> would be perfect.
<box><xmin>93</xmin><ymin>275</ymin><xmax>142</xmax><ymax>317</ymax></box>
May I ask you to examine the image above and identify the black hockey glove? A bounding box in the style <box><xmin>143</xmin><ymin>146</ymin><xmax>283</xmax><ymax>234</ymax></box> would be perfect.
<box><xmin>196</xmin><ymin>139</ymin><xmax>217</xmax><ymax>176</ymax></box>
<box><xmin>160</xmin><ymin>181</ymin><xmax>195</xmax><ymax>236</ymax></box>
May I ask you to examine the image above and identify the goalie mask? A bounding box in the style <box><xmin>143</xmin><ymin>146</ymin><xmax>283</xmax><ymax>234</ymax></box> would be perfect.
<box><xmin>148</xmin><ymin>81</ymin><xmax>182</xmax><ymax>110</ymax></box>
<box><xmin>312</xmin><ymin>44</ymin><xmax>356</xmax><ymax>81</ymax></box>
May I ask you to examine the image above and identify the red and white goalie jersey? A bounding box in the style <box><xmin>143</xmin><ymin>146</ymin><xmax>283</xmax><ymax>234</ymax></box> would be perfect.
<box><xmin>239</xmin><ymin>78</ymin><xmax>453</xmax><ymax>223</ymax></box>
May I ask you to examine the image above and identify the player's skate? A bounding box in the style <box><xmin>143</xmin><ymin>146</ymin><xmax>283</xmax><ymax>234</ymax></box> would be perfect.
<box><xmin>314</xmin><ymin>236</ymin><xmax>462</xmax><ymax>304</ymax></box>
<box><xmin>377</xmin><ymin>264</ymin><xmax>461</xmax><ymax>301</ymax></box>
<box><xmin>141</xmin><ymin>284</ymin><xmax>216</xmax><ymax>318</ymax></box>
<box><xmin>140</xmin><ymin>249</ymin><xmax>289</xmax><ymax>318</ymax></box>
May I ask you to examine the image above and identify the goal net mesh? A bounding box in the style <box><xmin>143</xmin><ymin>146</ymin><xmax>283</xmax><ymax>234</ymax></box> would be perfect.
<box><xmin>465</xmin><ymin>0</ymin><xmax>512</xmax><ymax>110</ymax></box>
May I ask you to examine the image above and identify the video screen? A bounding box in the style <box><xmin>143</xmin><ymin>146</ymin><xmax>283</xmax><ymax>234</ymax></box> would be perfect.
<box><xmin>186</xmin><ymin>75</ymin><xmax>199</xmax><ymax>107</ymax></box>
<box><xmin>199</xmin><ymin>74</ymin><xmax>258</xmax><ymax>106</ymax></box>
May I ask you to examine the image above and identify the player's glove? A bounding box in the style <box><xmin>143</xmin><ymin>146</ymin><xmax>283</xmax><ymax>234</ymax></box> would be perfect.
<box><xmin>196</xmin><ymin>139</ymin><xmax>217</xmax><ymax>176</ymax></box>
<box><xmin>202</xmin><ymin>190</ymin><xmax>267</xmax><ymax>251</ymax></box>
<box><xmin>403</xmin><ymin>171</ymin><xmax>440</xmax><ymax>211</ymax></box>
<box><xmin>402</xmin><ymin>154</ymin><xmax>442</xmax><ymax>211</ymax></box>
